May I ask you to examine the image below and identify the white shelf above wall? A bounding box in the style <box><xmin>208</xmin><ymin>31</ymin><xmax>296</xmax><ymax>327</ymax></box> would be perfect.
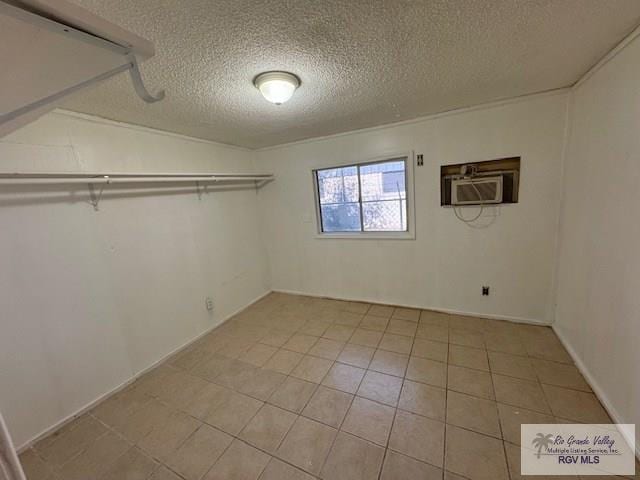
<box><xmin>0</xmin><ymin>0</ymin><xmax>164</xmax><ymax>137</ymax></box>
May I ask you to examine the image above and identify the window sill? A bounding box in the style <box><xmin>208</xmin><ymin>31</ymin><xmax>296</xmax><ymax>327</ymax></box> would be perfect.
<box><xmin>314</xmin><ymin>231</ymin><xmax>415</xmax><ymax>240</ymax></box>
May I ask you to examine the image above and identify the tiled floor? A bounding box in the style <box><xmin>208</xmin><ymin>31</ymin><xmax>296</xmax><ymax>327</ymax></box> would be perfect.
<box><xmin>19</xmin><ymin>293</ymin><xmax>634</xmax><ymax>480</ymax></box>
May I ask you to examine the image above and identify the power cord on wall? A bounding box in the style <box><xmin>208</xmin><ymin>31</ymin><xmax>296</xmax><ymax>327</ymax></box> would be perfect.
<box><xmin>453</xmin><ymin>164</ymin><xmax>488</xmax><ymax>223</ymax></box>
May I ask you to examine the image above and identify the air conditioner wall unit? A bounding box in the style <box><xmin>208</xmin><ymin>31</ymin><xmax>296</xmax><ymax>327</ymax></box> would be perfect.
<box><xmin>451</xmin><ymin>176</ymin><xmax>503</xmax><ymax>205</ymax></box>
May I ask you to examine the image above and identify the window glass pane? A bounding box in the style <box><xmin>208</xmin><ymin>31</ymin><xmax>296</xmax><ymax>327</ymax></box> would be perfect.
<box><xmin>320</xmin><ymin>203</ymin><xmax>362</xmax><ymax>232</ymax></box>
<box><xmin>362</xmin><ymin>200</ymin><xmax>407</xmax><ymax>231</ymax></box>
<box><xmin>315</xmin><ymin>158</ymin><xmax>409</xmax><ymax>234</ymax></box>
<box><xmin>360</xmin><ymin>160</ymin><xmax>406</xmax><ymax>202</ymax></box>
<box><xmin>317</xmin><ymin>166</ymin><xmax>359</xmax><ymax>204</ymax></box>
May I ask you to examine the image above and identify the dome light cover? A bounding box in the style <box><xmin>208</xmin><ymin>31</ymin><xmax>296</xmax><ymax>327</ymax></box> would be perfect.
<box><xmin>254</xmin><ymin>71</ymin><xmax>300</xmax><ymax>105</ymax></box>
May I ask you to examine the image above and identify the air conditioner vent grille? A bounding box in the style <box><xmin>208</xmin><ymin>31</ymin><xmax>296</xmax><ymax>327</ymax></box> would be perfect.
<box><xmin>451</xmin><ymin>176</ymin><xmax>503</xmax><ymax>205</ymax></box>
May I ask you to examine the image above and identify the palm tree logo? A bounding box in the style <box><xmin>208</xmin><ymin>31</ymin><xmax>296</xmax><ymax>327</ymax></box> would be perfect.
<box><xmin>532</xmin><ymin>433</ymin><xmax>554</xmax><ymax>459</ymax></box>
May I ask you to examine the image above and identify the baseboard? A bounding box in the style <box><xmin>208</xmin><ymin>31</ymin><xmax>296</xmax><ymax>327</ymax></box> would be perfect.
<box><xmin>552</xmin><ymin>325</ymin><xmax>639</xmax><ymax>459</ymax></box>
<box><xmin>16</xmin><ymin>288</ymin><xmax>272</xmax><ymax>452</ymax></box>
<box><xmin>272</xmin><ymin>288</ymin><xmax>550</xmax><ymax>326</ymax></box>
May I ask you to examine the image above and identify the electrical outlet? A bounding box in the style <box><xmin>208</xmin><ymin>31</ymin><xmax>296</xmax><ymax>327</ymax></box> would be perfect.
<box><xmin>417</xmin><ymin>154</ymin><xmax>424</xmax><ymax>166</ymax></box>
<box><xmin>205</xmin><ymin>297</ymin><xmax>214</xmax><ymax>311</ymax></box>
<box><xmin>482</xmin><ymin>286</ymin><xmax>490</xmax><ymax>296</ymax></box>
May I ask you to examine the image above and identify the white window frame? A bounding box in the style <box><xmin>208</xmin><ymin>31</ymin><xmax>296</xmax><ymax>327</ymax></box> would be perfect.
<box><xmin>312</xmin><ymin>152</ymin><xmax>416</xmax><ymax>240</ymax></box>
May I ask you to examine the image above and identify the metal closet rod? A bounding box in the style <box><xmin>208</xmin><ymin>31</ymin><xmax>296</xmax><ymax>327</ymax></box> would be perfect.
<box><xmin>0</xmin><ymin>173</ymin><xmax>274</xmax><ymax>186</ymax></box>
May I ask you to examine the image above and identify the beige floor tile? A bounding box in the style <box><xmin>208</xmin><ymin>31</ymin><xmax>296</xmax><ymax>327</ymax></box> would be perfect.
<box><xmin>166</xmin><ymin>425</ymin><xmax>233</xmax><ymax>480</ymax></box>
<box><xmin>323</xmin><ymin>324</ymin><xmax>356</xmax><ymax>342</ymax></box>
<box><xmin>368</xmin><ymin>304</ymin><xmax>394</xmax><ymax>318</ymax></box>
<box><xmin>35</xmin><ymin>415</ymin><xmax>108</xmax><ymax>467</ymax></box>
<box><xmin>320</xmin><ymin>431</ymin><xmax>385</xmax><ymax>480</ymax></box>
<box><xmin>282</xmin><ymin>334</ymin><xmax>319</xmax><ymax>354</ymax></box>
<box><xmin>337</xmin><ymin>344</ymin><xmax>375</xmax><ymax>368</ymax></box>
<box><xmin>307</xmin><ymin>338</ymin><xmax>344</xmax><ymax>360</ymax></box>
<box><xmin>57</xmin><ymin>431</ymin><xmax>130</xmax><ymax>480</ymax></box>
<box><xmin>263</xmin><ymin>349</ymin><xmax>304</xmax><ymax>375</ymax></box>
<box><xmin>522</xmin><ymin>336</ymin><xmax>572</xmax><ymax>364</ymax></box>
<box><xmin>239</xmin><ymin>404</ymin><xmax>297</xmax><ymax>453</ymax></box>
<box><xmin>276</xmin><ymin>417</ymin><xmax>337</xmax><ymax>475</ymax></box>
<box><xmin>379</xmin><ymin>333</ymin><xmax>413</xmax><ymax>354</ymax></box>
<box><xmin>345</xmin><ymin>301</ymin><xmax>371</xmax><ymax>314</ymax></box>
<box><xmin>504</xmin><ymin>441</ymin><xmax>573</xmax><ymax>480</ymax></box>
<box><xmin>217</xmin><ymin>339</ymin><xmax>253</xmax><ymax>360</ymax></box>
<box><xmin>389</xmin><ymin>410</ymin><xmax>444</xmax><ymax>466</ymax></box>
<box><xmin>497</xmin><ymin>403</ymin><xmax>555</xmax><ymax>445</ymax></box>
<box><xmin>420</xmin><ymin>310</ymin><xmax>450</xmax><ymax>327</ymax></box>
<box><xmin>392</xmin><ymin>307</ymin><xmax>421</xmax><ymax>322</ymax></box>
<box><xmin>447</xmin><ymin>365</ymin><xmax>495</xmax><ymax>400</ymax></box>
<box><xmin>444</xmin><ymin>471</ymin><xmax>469</xmax><ymax>480</ymax></box>
<box><xmin>205</xmin><ymin>392</ymin><xmax>263</xmax><ymax>435</ymax></box>
<box><xmin>406</xmin><ymin>357</ymin><xmax>446</xmax><ymax>387</ymax></box>
<box><xmin>302</xmin><ymin>386</ymin><xmax>353</xmax><ymax>427</ymax></box>
<box><xmin>357</xmin><ymin>371</ymin><xmax>403</xmax><ymax>406</ymax></box>
<box><xmin>203</xmin><ymin>440</ymin><xmax>270</xmax><ymax>480</ymax></box>
<box><xmin>268</xmin><ymin>377</ymin><xmax>317</xmax><ymax>413</ymax></box>
<box><xmin>334</xmin><ymin>311</ymin><xmax>364</xmax><ymax>327</ymax></box>
<box><xmin>259</xmin><ymin>330</ymin><xmax>293</xmax><ymax>348</ymax></box>
<box><xmin>239</xmin><ymin>343</ymin><xmax>278</xmax><ymax>367</ymax></box>
<box><xmin>158</xmin><ymin>371</ymin><xmax>211</xmax><ymax>409</ymax></box>
<box><xmin>259</xmin><ymin>458</ymin><xmax>316</xmax><ymax>480</ymax></box>
<box><xmin>212</xmin><ymin>360</ymin><xmax>259</xmax><ymax>391</ymax></box>
<box><xmin>492</xmin><ymin>374</ymin><xmax>551</xmax><ymax>413</ymax></box>
<box><xmin>135</xmin><ymin>365</ymin><xmax>177</xmax><ymax>396</ymax></box>
<box><xmin>359</xmin><ymin>314</ymin><xmax>389</xmax><ymax>332</ymax></box>
<box><xmin>19</xmin><ymin>449</ymin><xmax>54</xmax><ymax>480</ymax></box>
<box><xmin>387</xmin><ymin>319</ymin><xmax>418</xmax><ymax>337</ymax></box>
<box><xmin>117</xmin><ymin>399</ymin><xmax>173</xmax><ymax>443</ymax></box>
<box><xmin>290</xmin><ymin>355</ymin><xmax>333</xmax><ymax>383</ymax></box>
<box><xmin>445</xmin><ymin>426</ymin><xmax>508</xmax><ymax>480</ymax></box>
<box><xmin>483</xmin><ymin>332</ymin><xmax>527</xmax><ymax>356</ymax></box>
<box><xmin>488</xmin><ymin>351</ymin><xmax>536</xmax><ymax>380</ymax></box>
<box><xmin>192</xmin><ymin>355</ymin><xmax>235</xmax><ymax>383</ymax></box>
<box><xmin>411</xmin><ymin>338</ymin><xmax>448</xmax><ymax>362</ymax></box>
<box><xmin>92</xmin><ymin>385</ymin><xmax>152</xmax><ymax>430</ymax></box>
<box><xmin>321</xmin><ymin>363</ymin><xmax>366</xmax><ymax>394</ymax></box>
<box><xmin>139</xmin><ymin>410</ymin><xmax>201</xmax><ymax>461</ymax></box>
<box><xmin>238</xmin><ymin>369</ymin><xmax>287</xmax><ymax>401</ymax></box>
<box><xmin>534</xmin><ymin>360</ymin><xmax>591</xmax><ymax>391</ymax></box>
<box><xmin>100</xmin><ymin>446</ymin><xmax>158</xmax><ymax>480</ymax></box>
<box><xmin>369</xmin><ymin>349</ymin><xmax>409</xmax><ymax>377</ymax></box>
<box><xmin>541</xmin><ymin>384</ymin><xmax>610</xmax><ymax>422</ymax></box>
<box><xmin>150</xmin><ymin>466</ymin><xmax>183</xmax><ymax>480</ymax></box>
<box><xmin>448</xmin><ymin>345</ymin><xmax>489</xmax><ymax>371</ymax></box>
<box><xmin>342</xmin><ymin>396</ymin><xmax>395</xmax><ymax>446</ymax></box>
<box><xmin>449</xmin><ymin>329</ymin><xmax>485</xmax><ymax>349</ymax></box>
<box><xmin>299</xmin><ymin>320</ymin><xmax>331</xmax><ymax>337</ymax></box>
<box><xmin>184</xmin><ymin>383</ymin><xmax>233</xmax><ymax>420</ymax></box>
<box><xmin>381</xmin><ymin>450</ymin><xmax>443</xmax><ymax>480</ymax></box>
<box><xmin>448</xmin><ymin>316</ymin><xmax>487</xmax><ymax>332</ymax></box>
<box><xmin>416</xmin><ymin>324</ymin><xmax>449</xmax><ymax>342</ymax></box>
<box><xmin>398</xmin><ymin>380</ymin><xmax>446</xmax><ymax>421</ymax></box>
<box><xmin>349</xmin><ymin>328</ymin><xmax>383</xmax><ymax>348</ymax></box>
<box><xmin>446</xmin><ymin>390</ymin><xmax>501</xmax><ymax>438</ymax></box>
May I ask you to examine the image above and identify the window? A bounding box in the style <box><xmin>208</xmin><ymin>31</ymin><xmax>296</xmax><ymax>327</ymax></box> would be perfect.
<box><xmin>314</xmin><ymin>157</ymin><xmax>411</xmax><ymax>236</ymax></box>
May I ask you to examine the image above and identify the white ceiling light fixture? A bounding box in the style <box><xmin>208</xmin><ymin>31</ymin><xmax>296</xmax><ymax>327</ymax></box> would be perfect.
<box><xmin>254</xmin><ymin>71</ymin><xmax>300</xmax><ymax>105</ymax></box>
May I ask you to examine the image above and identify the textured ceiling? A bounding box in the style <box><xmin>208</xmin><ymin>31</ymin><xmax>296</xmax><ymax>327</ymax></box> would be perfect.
<box><xmin>62</xmin><ymin>0</ymin><xmax>640</xmax><ymax>149</ymax></box>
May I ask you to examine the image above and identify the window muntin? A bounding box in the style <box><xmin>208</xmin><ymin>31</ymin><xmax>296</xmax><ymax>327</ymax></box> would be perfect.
<box><xmin>315</xmin><ymin>158</ymin><xmax>408</xmax><ymax>234</ymax></box>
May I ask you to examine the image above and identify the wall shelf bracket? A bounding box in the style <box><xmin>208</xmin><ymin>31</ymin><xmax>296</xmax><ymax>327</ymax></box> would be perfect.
<box><xmin>88</xmin><ymin>176</ymin><xmax>109</xmax><ymax>210</ymax></box>
<box><xmin>127</xmin><ymin>53</ymin><xmax>165</xmax><ymax>103</ymax></box>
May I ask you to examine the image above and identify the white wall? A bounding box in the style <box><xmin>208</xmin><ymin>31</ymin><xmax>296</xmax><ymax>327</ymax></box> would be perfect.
<box><xmin>256</xmin><ymin>92</ymin><xmax>568</xmax><ymax>324</ymax></box>
<box><xmin>554</xmin><ymin>35</ymin><xmax>640</xmax><ymax>445</ymax></box>
<box><xmin>0</xmin><ymin>111</ymin><xmax>270</xmax><ymax>447</ymax></box>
